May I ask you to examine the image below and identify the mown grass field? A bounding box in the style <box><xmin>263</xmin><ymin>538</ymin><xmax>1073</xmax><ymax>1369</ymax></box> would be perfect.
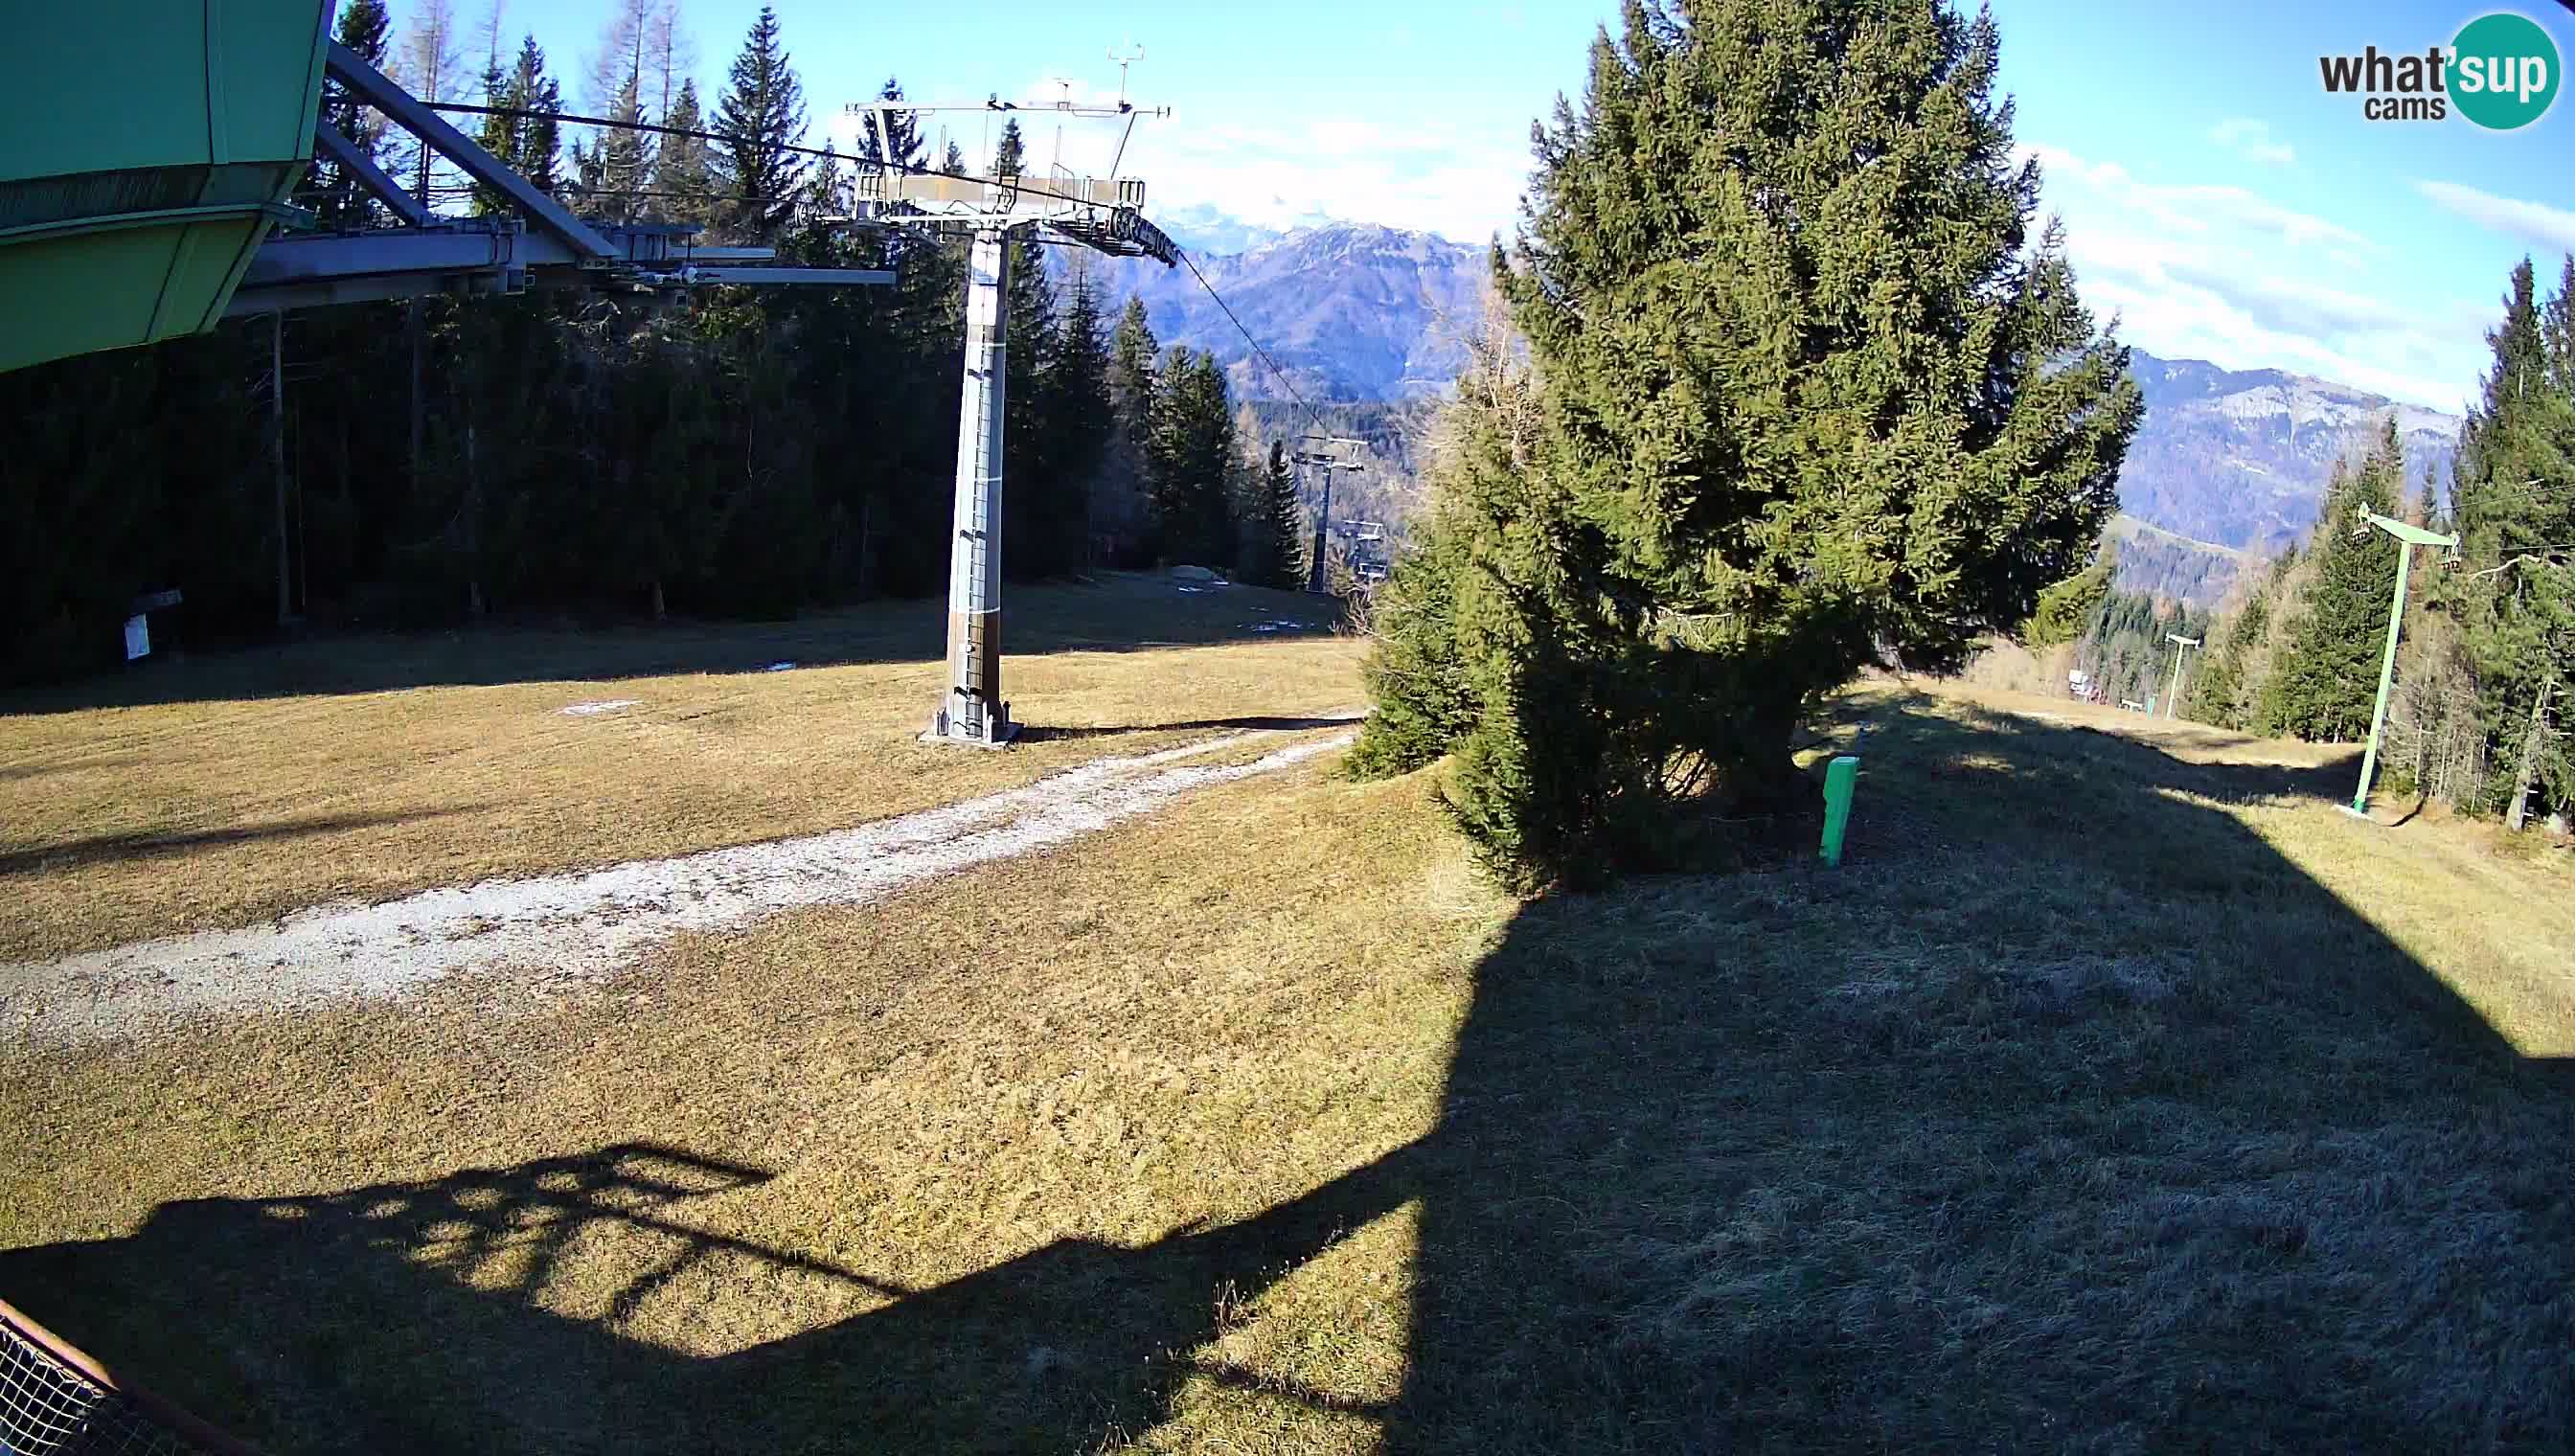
<box><xmin>0</xmin><ymin>574</ymin><xmax>1358</xmax><ymax>960</ymax></box>
<box><xmin>5</xmin><ymin>604</ymin><xmax>2573</xmax><ymax>1453</ymax></box>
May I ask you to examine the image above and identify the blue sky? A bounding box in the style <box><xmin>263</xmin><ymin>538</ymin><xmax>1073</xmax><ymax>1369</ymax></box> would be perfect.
<box><xmin>481</xmin><ymin>0</ymin><xmax>2574</xmax><ymax>409</ymax></box>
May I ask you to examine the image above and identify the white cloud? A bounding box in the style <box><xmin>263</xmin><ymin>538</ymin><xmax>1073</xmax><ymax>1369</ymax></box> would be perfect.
<box><xmin>1132</xmin><ymin>115</ymin><xmax>1526</xmax><ymax>245</ymax></box>
<box><xmin>2209</xmin><ymin>117</ymin><xmax>2296</xmax><ymax>165</ymax></box>
<box><xmin>2414</xmin><ymin>180</ymin><xmax>2575</xmax><ymax>252</ymax></box>
<box><xmin>2021</xmin><ymin>142</ymin><xmax>2482</xmax><ymax>409</ymax></box>
<box><xmin>2017</xmin><ymin>144</ymin><xmax>2365</xmax><ymax>248</ymax></box>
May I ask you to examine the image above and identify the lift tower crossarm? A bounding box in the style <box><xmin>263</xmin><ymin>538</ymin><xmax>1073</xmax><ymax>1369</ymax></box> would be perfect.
<box><xmin>312</xmin><ymin>122</ymin><xmax>434</xmax><ymax>228</ymax></box>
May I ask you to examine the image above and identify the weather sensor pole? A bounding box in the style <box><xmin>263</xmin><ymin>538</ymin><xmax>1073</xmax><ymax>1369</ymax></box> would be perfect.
<box><xmin>2162</xmin><ymin>634</ymin><xmax>2199</xmax><ymax>720</ymax></box>
<box><xmin>2345</xmin><ymin>511</ymin><xmax>2460</xmax><ymax>819</ymax></box>
<box><xmin>850</xmin><ymin>91</ymin><xmax>1178</xmax><ymax>746</ymax></box>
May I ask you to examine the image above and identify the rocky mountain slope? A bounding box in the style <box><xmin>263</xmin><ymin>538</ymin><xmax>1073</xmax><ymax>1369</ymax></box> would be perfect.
<box><xmin>1094</xmin><ymin>220</ymin><xmax>1485</xmax><ymax>402</ymax></box>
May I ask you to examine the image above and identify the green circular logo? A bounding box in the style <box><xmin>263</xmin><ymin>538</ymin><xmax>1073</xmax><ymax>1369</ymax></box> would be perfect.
<box><xmin>2451</xmin><ymin>12</ymin><xmax>2561</xmax><ymax>129</ymax></box>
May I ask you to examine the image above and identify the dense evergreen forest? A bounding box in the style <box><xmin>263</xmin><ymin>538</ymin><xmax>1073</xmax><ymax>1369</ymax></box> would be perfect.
<box><xmin>0</xmin><ymin>1</ymin><xmax>1304</xmax><ymax>687</ymax></box>
<box><xmin>2069</xmin><ymin>591</ymin><xmax>2214</xmax><ymax>713</ymax></box>
<box><xmin>2173</xmin><ymin>256</ymin><xmax>2575</xmax><ymax>830</ymax></box>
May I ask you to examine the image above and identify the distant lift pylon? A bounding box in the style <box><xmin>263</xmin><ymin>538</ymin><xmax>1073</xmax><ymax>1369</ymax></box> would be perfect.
<box><xmin>848</xmin><ymin>92</ymin><xmax>1181</xmax><ymax>747</ymax></box>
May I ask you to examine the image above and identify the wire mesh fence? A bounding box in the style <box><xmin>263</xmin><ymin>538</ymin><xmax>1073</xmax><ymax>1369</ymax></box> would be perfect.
<box><xmin>0</xmin><ymin>1300</ymin><xmax>230</xmax><ymax>1456</ymax></box>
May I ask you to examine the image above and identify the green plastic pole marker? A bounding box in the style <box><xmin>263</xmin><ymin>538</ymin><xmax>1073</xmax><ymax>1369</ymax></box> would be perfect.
<box><xmin>1819</xmin><ymin>755</ymin><xmax>1859</xmax><ymax>866</ymax></box>
<box><xmin>2347</xmin><ymin>513</ymin><xmax>2457</xmax><ymax>818</ymax></box>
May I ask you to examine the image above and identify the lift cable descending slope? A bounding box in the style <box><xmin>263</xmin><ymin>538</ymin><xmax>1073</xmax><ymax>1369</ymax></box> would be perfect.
<box><xmin>434</xmin><ymin>96</ymin><xmax>1332</xmax><ymax>445</ymax></box>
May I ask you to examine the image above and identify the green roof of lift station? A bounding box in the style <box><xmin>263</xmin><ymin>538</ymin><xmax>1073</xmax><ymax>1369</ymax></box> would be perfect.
<box><xmin>0</xmin><ymin>2</ymin><xmax>330</xmax><ymax>374</ymax></box>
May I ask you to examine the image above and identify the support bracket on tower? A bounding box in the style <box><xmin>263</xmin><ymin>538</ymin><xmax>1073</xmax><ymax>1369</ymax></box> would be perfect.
<box><xmin>232</xmin><ymin>40</ymin><xmax>900</xmax><ymax>318</ymax></box>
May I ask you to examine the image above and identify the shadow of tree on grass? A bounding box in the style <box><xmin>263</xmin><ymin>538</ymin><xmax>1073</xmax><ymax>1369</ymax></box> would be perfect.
<box><xmin>6</xmin><ymin>694</ymin><xmax>2570</xmax><ymax>1452</ymax></box>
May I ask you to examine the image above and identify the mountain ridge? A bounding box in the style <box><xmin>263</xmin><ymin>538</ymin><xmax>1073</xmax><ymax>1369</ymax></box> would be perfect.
<box><xmin>1101</xmin><ymin>208</ymin><xmax>2464</xmax><ymax>603</ymax></box>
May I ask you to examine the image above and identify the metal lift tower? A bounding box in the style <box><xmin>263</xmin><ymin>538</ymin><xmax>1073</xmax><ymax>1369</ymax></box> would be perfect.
<box><xmin>849</xmin><ymin>91</ymin><xmax>1179</xmax><ymax>746</ymax></box>
<box><xmin>1293</xmin><ymin>437</ymin><xmax>1367</xmax><ymax>595</ymax></box>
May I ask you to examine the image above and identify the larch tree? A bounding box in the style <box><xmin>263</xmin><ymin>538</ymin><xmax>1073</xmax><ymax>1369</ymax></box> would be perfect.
<box><xmin>396</xmin><ymin>0</ymin><xmax>467</xmax><ymax>205</ymax></box>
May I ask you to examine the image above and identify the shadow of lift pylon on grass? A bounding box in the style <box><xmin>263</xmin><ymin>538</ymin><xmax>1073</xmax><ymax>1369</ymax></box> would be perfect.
<box><xmin>1016</xmin><ymin>714</ymin><xmax>1367</xmax><ymax>743</ymax></box>
<box><xmin>5</xmin><ymin>694</ymin><xmax>2574</xmax><ymax>1452</ymax></box>
<box><xmin>0</xmin><ymin>576</ymin><xmax>1351</xmax><ymax>719</ymax></box>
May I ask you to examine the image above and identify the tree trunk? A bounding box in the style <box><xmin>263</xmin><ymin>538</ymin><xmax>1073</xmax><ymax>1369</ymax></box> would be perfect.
<box><xmin>2504</xmin><ymin>672</ymin><xmax>2555</xmax><ymax>832</ymax></box>
<box><xmin>650</xmin><ymin>578</ymin><xmax>666</xmax><ymax>622</ymax></box>
<box><xmin>407</xmin><ymin>301</ymin><xmax>426</xmax><ymax>490</ymax></box>
<box><xmin>270</xmin><ymin>311</ymin><xmax>293</xmax><ymax>626</ymax></box>
<box><xmin>464</xmin><ymin>423</ymin><xmax>486</xmax><ymax>619</ymax></box>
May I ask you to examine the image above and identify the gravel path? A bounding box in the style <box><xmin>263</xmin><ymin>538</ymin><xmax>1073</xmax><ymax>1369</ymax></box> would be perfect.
<box><xmin>2</xmin><ymin>726</ymin><xmax>1355</xmax><ymax>1043</ymax></box>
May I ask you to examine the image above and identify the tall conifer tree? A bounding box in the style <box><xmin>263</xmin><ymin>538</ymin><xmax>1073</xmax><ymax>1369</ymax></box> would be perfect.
<box><xmin>2454</xmin><ymin>257</ymin><xmax>2575</xmax><ymax>827</ymax></box>
<box><xmin>712</xmin><ymin>6</ymin><xmax>807</xmax><ymax>242</ymax></box>
<box><xmin>1356</xmin><ymin>0</ymin><xmax>2140</xmax><ymax>888</ymax></box>
<box><xmin>2257</xmin><ymin>432</ymin><xmax>2404</xmax><ymax>742</ymax></box>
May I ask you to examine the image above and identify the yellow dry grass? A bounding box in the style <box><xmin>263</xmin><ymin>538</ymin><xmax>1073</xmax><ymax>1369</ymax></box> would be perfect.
<box><xmin>5</xmin><ymin>645</ymin><xmax>2573</xmax><ymax>1453</ymax></box>
<box><xmin>0</xmin><ymin>574</ymin><xmax>1364</xmax><ymax>960</ymax></box>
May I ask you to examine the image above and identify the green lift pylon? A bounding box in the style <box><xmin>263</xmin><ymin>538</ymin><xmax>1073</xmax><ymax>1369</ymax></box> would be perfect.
<box><xmin>2346</xmin><ymin>512</ymin><xmax>2460</xmax><ymax>820</ymax></box>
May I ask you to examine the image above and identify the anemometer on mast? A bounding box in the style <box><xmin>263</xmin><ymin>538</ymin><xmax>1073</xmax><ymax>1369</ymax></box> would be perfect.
<box><xmin>844</xmin><ymin>48</ymin><xmax>1180</xmax><ymax>748</ymax></box>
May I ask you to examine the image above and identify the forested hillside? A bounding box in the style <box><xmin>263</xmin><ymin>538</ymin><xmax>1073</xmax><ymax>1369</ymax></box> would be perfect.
<box><xmin>2176</xmin><ymin>257</ymin><xmax>2574</xmax><ymax>831</ymax></box>
<box><xmin>0</xmin><ymin>3</ymin><xmax>1298</xmax><ymax>686</ymax></box>
<box><xmin>2102</xmin><ymin>514</ymin><xmax>2245</xmax><ymax>606</ymax></box>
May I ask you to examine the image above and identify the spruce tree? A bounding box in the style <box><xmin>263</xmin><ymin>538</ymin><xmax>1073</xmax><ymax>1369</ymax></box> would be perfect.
<box><xmin>519</xmin><ymin>43</ymin><xmax>563</xmax><ymax>197</ymax></box>
<box><xmin>1238</xmin><ymin>442</ymin><xmax>1308</xmax><ymax>589</ymax></box>
<box><xmin>474</xmin><ymin>49</ymin><xmax>514</xmax><ymax>212</ymax></box>
<box><xmin>1099</xmin><ymin>294</ymin><xmax>1161</xmax><ymax>559</ymax></box>
<box><xmin>1041</xmin><ymin>269</ymin><xmax>1117</xmax><ymax>573</ymax></box>
<box><xmin>2185</xmin><ymin>586</ymin><xmax>2270</xmax><ymax>728</ymax></box>
<box><xmin>1108</xmin><ymin>296</ymin><xmax>1158</xmax><ymax>444</ymax></box>
<box><xmin>1349</xmin><ymin>288</ymin><xmax>1538</xmax><ymax>777</ymax></box>
<box><xmin>2024</xmin><ymin>541</ymin><xmax>2118</xmax><ymax>648</ymax></box>
<box><xmin>651</xmin><ymin>80</ymin><xmax>715</xmax><ymax>224</ymax></box>
<box><xmin>1361</xmin><ymin>0</ymin><xmax>2139</xmax><ymax>887</ymax></box>
<box><xmin>1147</xmin><ymin>349</ymin><xmax>1240</xmax><ymax>568</ymax></box>
<box><xmin>2454</xmin><ymin>256</ymin><xmax>2575</xmax><ymax>828</ymax></box>
<box><xmin>2259</xmin><ymin>431</ymin><xmax>2404</xmax><ymax>741</ymax></box>
<box><xmin>471</xmin><ymin>36</ymin><xmax>560</xmax><ymax>216</ymax></box>
<box><xmin>856</xmin><ymin>78</ymin><xmax>925</xmax><ymax>175</ymax></box>
<box><xmin>992</xmin><ymin>115</ymin><xmax>1026</xmax><ymax>178</ymax></box>
<box><xmin>304</xmin><ymin>0</ymin><xmax>394</xmax><ymax>228</ymax></box>
<box><xmin>712</xmin><ymin>5</ymin><xmax>807</xmax><ymax>243</ymax></box>
<box><xmin>573</xmin><ymin>65</ymin><xmax>656</xmax><ymax>223</ymax></box>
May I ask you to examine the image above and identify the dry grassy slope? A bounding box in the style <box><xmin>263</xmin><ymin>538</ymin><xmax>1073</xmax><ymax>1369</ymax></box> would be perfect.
<box><xmin>4</xmin><ymin>674</ymin><xmax>2571</xmax><ymax>1453</ymax></box>
<box><xmin>0</xmin><ymin>575</ymin><xmax>1363</xmax><ymax>960</ymax></box>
